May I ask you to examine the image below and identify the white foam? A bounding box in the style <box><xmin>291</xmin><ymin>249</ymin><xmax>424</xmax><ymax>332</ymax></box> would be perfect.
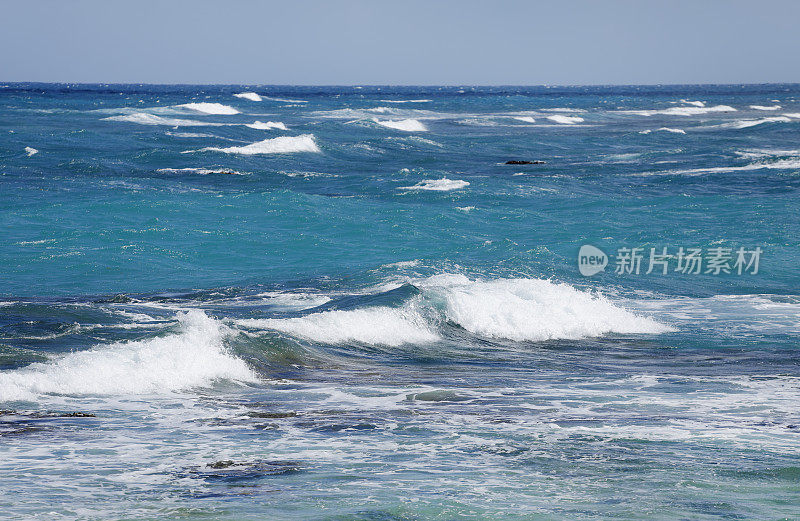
<box><xmin>546</xmin><ymin>115</ymin><xmax>584</xmax><ymax>124</ymax></box>
<box><xmin>104</xmin><ymin>113</ymin><xmax>218</xmax><ymax>126</ymax></box>
<box><xmin>24</xmin><ymin>146</ymin><xmax>38</xmax><ymax>156</ymax></box>
<box><xmin>715</xmin><ymin>116</ymin><xmax>791</xmax><ymax>129</ymax></box>
<box><xmin>680</xmin><ymin>100</ymin><xmax>705</xmax><ymax>107</ymax></box>
<box><xmin>750</xmin><ymin>105</ymin><xmax>781</xmax><ymax>110</ymax></box>
<box><xmin>264</xmin><ymin>97</ymin><xmax>308</xmax><ymax>104</ymax></box>
<box><xmin>0</xmin><ymin>311</ymin><xmax>256</xmax><ymax>401</ymax></box>
<box><xmin>238</xmin><ymin>305</ymin><xmax>439</xmax><ymax>347</ymax></box>
<box><xmin>233</xmin><ymin>92</ymin><xmax>262</xmax><ymax>102</ymax></box>
<box><xmin>621</xmin><ymin>105</ymin><xmax>736</xmax><ymax>117</ymax></box>
<box><xmin>784</xmin><ymin>113</ymin><xmax>800</xmax><ymax>118</ymax></box>
<box><xmin>177</xmin><ymin>103</ymin><xmax>240</xmax><ymax>115</ymax></box>
<box><xmin>236</xmin><ymin>275</ymin><xmax>672</xmax><ymax>346</ymax></box>
<box><xmin>193</xmin><ymin>134</ymin><xmax>321</xmax><ymax>155</ymax></box>
<box><xmin>417</xmin><ymin>275</ymin><xmax>673</xmax><ymax>341</ymax></box>
<box><xmin>399</xmin><ymin>178</ymin><xmax>469</xmax><ymax>191</ymax></box>
<box><xmin>373</xmin><ymin>118</ymin><xmax>429</xmax><ymax>132</ymax></box>
<box><xmin>246</xmin><ymin>120</ymin><xmax>288</xmax><ymax>130</ymax></box>
<box><xmin>379</xmin><ymin>99</ymin><xmax>432</xmax><ymax>103</ymax></box>
<box><xmin>156</xmin><ymin>168</ymin><xmax>247</xmax><ymax>175</ymax></box>
<box><xmin>639</xmin><ymin>127</ymin><xmax>686</xmax><ymax>134</ymax></box>
<box><xmin>512</xmin><ymin>116</ymin><xmax>536</xmax><ymax>123</ymax></box>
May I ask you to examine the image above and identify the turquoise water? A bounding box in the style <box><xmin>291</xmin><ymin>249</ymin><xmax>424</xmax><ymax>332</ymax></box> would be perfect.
<box><xmin>1</xmin><ymin>84</ymin><xmax>799</xmax><ymax>520</ymax></box>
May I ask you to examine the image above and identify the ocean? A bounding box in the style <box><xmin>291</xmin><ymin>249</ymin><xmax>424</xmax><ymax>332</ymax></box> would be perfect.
<box><xmin>1</xmin><ymin>83</ymin><xmax>799</xmax><ymax>520</ymax></box>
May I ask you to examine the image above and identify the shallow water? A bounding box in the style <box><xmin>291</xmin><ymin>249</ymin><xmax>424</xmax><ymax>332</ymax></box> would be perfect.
<box><xmin>1</xmin><ymin>84</ymin><xmax>799</xmax><ymax>520</ymax></box>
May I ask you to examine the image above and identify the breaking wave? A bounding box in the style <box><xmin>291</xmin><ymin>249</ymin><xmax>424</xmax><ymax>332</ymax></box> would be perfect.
<box><xmin>399</xmin><ymin>178</ymin><xmax>469</xmax><ymax>191</ymax></box>
<box><xmin>235</xmin><ymin>275</ymin><xmax>672</xmax><ymax>346</ymax></box>
<box><xmin>0</xmin><ymin>311</ymin><xmax>256</xmax><ymax>401</ymax></box>
<box><xmin>103</xmin><ymin>113</ymin><xmax>220</xmax><ymax>126</ymax></box>
<box><xmin>547</xmin><ymin>115</ymin><xmax>584</xmax><ymax>124</ymax></box>
<box><xmin>177</xmin><ymin>103</ymin><xmax>240</xmax><ymax>115</ymax></box>
<box><xmin>191</xmin><ymin>134</ymin><xmax>321</xmax><ymax>155</ymax></box>
<box><xmin>234</xmin><ymin>92</ymin><xmax>262</xmax><ymax>102</ymax></box>
<box><xmin>373</xmin><ymin>118</ymin><xmax>429</xmax><ymax>132</ymax></box>
<box><xmin>639</xmin><ymin>127</ymin><xmax>686</xmax><ymax>134</ymax></box>
<box><xmin>246</xmin><ymin>120</ymin><xmax>288</xmax><ymax>130</ymax></box>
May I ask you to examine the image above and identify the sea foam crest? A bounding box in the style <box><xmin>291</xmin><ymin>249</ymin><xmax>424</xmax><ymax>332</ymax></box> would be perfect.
<box><xmin>234</xmin><ymin>92</ymin><xmax>263</xmax><ymax>102</ymax></box>
<box><xmin>103</xmin><ymin>113</ymin><xmax>220</xmax><ymax>126</ymax></box>
<box><xmin>0</xmin><ymin>310</ymin><xmax>256</xmax><ymax>401</ymax></box>
<box><xmin>246</xmin><ymin>121</ymin><xmax>288</xmax><ymax>130</ymax></box>
<box><xmin>547</xmin><ymin>115</ymin><xmax>584</xmax><ymax>124</ymax></box>
<box><xmin>399</xmin><ymin>178</ymin><xmax>469</xmax><ymax>191</ymax></box>
<box><xmin>193</xmin><ymin>134</ymin><xmax>321</xmax><ymax>155</ymax></box>
<box><xmin>177</xmin><ymin>103</ymin><xmax>240</xmax><ymax>115</ymax></box>
<box><xmin>373</xmin><ymin>118</ymin><xmax>429</xmax><ymax>132</ymax></box>
<box><xmin>236</xmin><ymin>275</ymin><xmax>672</xmax><ymax>346</ymax></box>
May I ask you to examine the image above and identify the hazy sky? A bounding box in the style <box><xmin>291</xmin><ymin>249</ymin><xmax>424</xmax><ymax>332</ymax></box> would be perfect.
<box><xmin>2</xmin><ymin>0</ymin><xmax>799</xmax><ymax>85</ymax></box>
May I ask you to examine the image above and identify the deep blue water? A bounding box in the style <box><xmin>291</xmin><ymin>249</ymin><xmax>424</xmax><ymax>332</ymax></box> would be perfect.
<box><xmin>1</xmin><ymin>84</ymin><xmax>799</xmax><ymax>520</ymax></box>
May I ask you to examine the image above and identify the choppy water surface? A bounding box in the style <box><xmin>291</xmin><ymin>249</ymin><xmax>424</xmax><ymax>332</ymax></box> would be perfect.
<box><xmin>1</xmin><ymin>84</ymin><xmax>799</xmax><ymax>520</ymax></box>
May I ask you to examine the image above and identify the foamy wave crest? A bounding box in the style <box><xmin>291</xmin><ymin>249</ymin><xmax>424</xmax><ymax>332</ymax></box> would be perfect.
<box><xmin>177</xmin><ymin>103</ymin><xmax>240</xmax><ymax>115</ymax></box>
<box><xmin>547</xmin><ymin>115</ymin><xmax>584</xmax><ymax>124</ymax></box>
<box><xmin>0</xmin><ymin>311</ymin><xmax>256</xmax><ymax>401</ymax></box>
<box><xmin>512</xmin><ymin>116</ymin><xmax>536</xmax><ymax>123</ymax></box>
<box><xmin>639</xmin><ymin>127</ymin><xmax>686</xmax><ymax>134</ymax></box>
<box><xmin>239</xmin><ymin>305</ymin><xmax>439</xmax><ymax>347</ymax></box>
<box><xmin>715</xmin><ymin>116</ymin><xmax>791</xmax><ymax>130</ymax></box>
<box><xmin>379</xmin><ymin>99</ymin><xmax>432</xmax><ymax>103</ymax></box>
<box><xmin>234</xmin><ymin>92</ymin><xmax>262</xmax><ymax>102</ymax></box>
<box><xmin>156</xmin><ymin>168</ymin><xmax>247</xmax><ymax>175</ymax></box>
<box><xmin>236</xmin><ymin>275</ymin><xmax>672</xmax><ymax>346</ymax></box>
<box><xmin>399</xmin><ymin>178</ymin><xmax>469</xmax><ymax>191</ymax></box>
<box><xmin>750</xmin><ymin>105</ymin><xmax>780</xmax><ymax>111</ymax></box>
<box><xmin>623</xmin><ymin>105</ymin><xmax>736</xmax><ymax>117</ymax></box>
<box><xmin>419</xmin><ymin>275</ymin><xmax>673</xmax><ymax>341</ymax></box>
<box><xmin>193</xmin><ymin>134</ymin><xmax>321</xmax><ymax>155</ymax></box>
<box><xmin>24</xmin><ymin>146</ymin><xmax>38</xmax><ymax>156</ymax></box>
<box><xmin>373</xmin><ymin>118</ymin><xmax>428</xmax><ymax>132</ymax></box>
<box><xmin>103</xmin><ymin>113</ymin><xmax>220</xmax><ymax>126</ymax></box>
<box><xmin>246</xmin><ymin>120</ymin><xmax>288</xmax><ymax>130</ymax></box>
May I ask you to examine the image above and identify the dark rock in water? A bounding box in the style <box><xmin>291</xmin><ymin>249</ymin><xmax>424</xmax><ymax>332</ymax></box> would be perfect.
<box><xmin>505</xmin><ymin>160</ymin><xmax>545</xmax><ymax>165</ymax></box>
<box><xmin>187</xmin><ymin>459</ymin><xmax>302</xmax><ymax>482</ymax></box>
<box><xmin>208</xmin><ymin>460</ymin><xmax>236</xmax><ymax>469</ymax></box>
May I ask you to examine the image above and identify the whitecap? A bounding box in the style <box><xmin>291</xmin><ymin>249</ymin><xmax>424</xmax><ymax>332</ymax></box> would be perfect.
<box><xmin>399</xmin><ymin>178</ymin><xmax>469</xmax><ymax>191</ymax></box>
<box><xmin>0</xmin><ymin>310</ymin><xmax>256</xmax><ymax>401</ymax></box>
<box><xmin>379</xmin><ymin>99</ymin><xmax>432</xmax><ymax>103</ymax></box>
<box><xmin>639</xmin><ymin>127</ymin><xmax>686</xmax><ymax>134</ymax></box>
<box><xmin>103</xmin><ymin>113</ymin><xmax>220</xmax><ymax>126</ymax></box>
<box><xmin>24</xmin><ymin>146</ymin><xmax>38</xmax><ymax>156</ymax></box>
<box><xmin>177</xmin><ymin>102</ymin><xmax>240</xmax><ymax>115</ymax></box>
<box><xmin>191</xmin><ymin>134</ymin><xmax>320</xmax><ymax>155</ymax></box>
<box><xmin>234</xmin><ymin>92</ymin><xmax>262</xmax><ymax>102</ymax></box>
<box><xmin>546</xmin><ymin>115</ymin><xmax>584</xmax><ymax>124</ymax></box>
<box><xmin>246</xmin><ymin>120</ymin><xmax>288</xmax><ymax>130</ymax></box>
<box><xmin>512</xmin><ymin>116</ymin><xmax>536</xmax><ymax>124</ymax></box>
<box><xmin>750</xmin><ymin>105</ymin><xmax>781</xmax><ymax>110</ymax></box>
<box><xmin>156</xmin><ymin>168</ymin><xmax>247</xmax><ymax>175</ymax></box>
<box><xmin>373</xmin><ymin>118</ymin><xmax>428</xmax><ymax>132</ymax></box>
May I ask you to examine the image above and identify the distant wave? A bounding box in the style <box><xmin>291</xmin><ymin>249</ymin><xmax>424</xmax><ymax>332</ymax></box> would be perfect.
<box><xmin>750</xmin><ymin>105</ymin><xmax>781</xmax><ymax>111</ymax></box>
<box><xmin>621</xmin><ymin>105</ymin><xmax>736</xmax><ymax>117</ymax></box>
<box><xmin>713</xmin><ymin>116</ymin><xmax>791</xmax><ymax>130</ymax></box>
<box><xmin>24</xmin><ymin>146</ymin><xmax>38</xmax><ymax>156</ymax></box>
<box><xmin>246</xmin><ymin>120</ymin><xmax>288</xmax><ymax>130</ymax></box>
<box><xmin>156</xmin><ymin>168</ymin><xmax>248</xmax><ymax>175</ymax></box>
<box><xmin>177</xmin><ymin>103</ymin><xmax>240</xmax><ymax>115</ymax></box>
<box><xmin>379</xmin><ymin>99</ymin><xmax>432</xmax><ymax>103</ymax></box>
<box><xmin>679</xmin><ymin>100</ymin><xmax>705</xmax><ymax>107</ymax></box>
<box><xmin>104</xmin><ymin>113</ymin><xmax>220</xmax><ymax>126</ymax></box>
<box><xmin>546</xmin><ymin>115</ymin><xmax>584</xmax><ymax>124</ymax></box>
<box><xmin>263</xmin><ymin>97</ymin><xmax>308</xmax><ymax>104</ymax></box>
<box><xmin>373</xmin><ymin>118</ymin><xmax>429</xmax><ymax>132</ymax></box>
<box><xmin>236</xmin><ymin>274</ymin><xmax>672</xmax><ymax>346</ymax></box>
<box><xmin>0</xmin><ymin>311</ymin><xmax>256</xmax><ymax>400</ymax></box>
<box><xmin>639</xmin><ymin>127</ymin><xmax>686</xmax><ymax>134</ymax></box>
<box><xmin>191</xmin><ymin>134</ymin><xmax>321</xmax><ymax>155</ymax></box>
<box><xmin>233</xmin><ymin>92</ymin><xmax>262</xmax><ymax>102</ymax></box>
<box><xmin>399</xmin><ymin>178</ymin><xmax>469</xmax><ymax>191</ymax></box>
<box><xmin>512</xmin><ymin>116</ymin><xmax>536</xmax><ymax>123</ymax></box>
